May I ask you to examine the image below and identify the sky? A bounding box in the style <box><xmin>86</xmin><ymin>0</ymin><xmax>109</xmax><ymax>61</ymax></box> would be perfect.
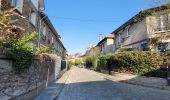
<box><xmin>44</xmin><ymin>0</ymin><xmax>164</xmax><ymax>54</ymax></box>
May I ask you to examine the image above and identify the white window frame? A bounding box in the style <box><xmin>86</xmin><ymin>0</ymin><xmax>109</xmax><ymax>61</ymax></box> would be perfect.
<box><xmin>42</xmin><ymin>24</ymin><xmax>46</xmax><ymax>36</ymax></box>
<box><xmin>118</xmin><ymin>33</ymin><xmax>121</xmax><ymax>43</ymax></box>
<box><xmin>126</xmin><ymin>26</ymin><xmax>130</xmax><ymax>38</ymax></box>
<box><xmin>155</xmin><ymin>14</ymin><xmax>168</xmax><ymax>32</ymax></box>
<box><xmin>11</xmin><ymin>0</ymin><xmax>17</xmax><ymax>7</ymax></box>
<box><xmin>31</xmin><ymin>0</ymin><xmax>39</xmax><ymax>9</ymax></box>
<box><xmin>51</xmin><ymin>37</ymin><xmax>54</xmax><ymax>44</ymax></box>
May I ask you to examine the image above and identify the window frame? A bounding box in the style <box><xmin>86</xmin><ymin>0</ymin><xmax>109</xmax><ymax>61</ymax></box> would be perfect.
<box><xmin>29</xmin><ymin>10</ymin><xmax>37</xmax><ymax>26</ymax></box>
<box><xmin>11</xmin><ymin>0</ymin><xmax>24</xmax><ymax>13</ymax></box>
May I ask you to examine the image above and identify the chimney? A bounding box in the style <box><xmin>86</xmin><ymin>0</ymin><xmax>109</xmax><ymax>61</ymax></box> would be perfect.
<box><xmin>99</xmin><ymin>34</ymin><xmax>103</xmax><ymax>41</ymax></box>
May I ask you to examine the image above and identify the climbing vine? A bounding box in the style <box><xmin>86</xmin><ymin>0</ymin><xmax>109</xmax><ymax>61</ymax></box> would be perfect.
<box><xmin>3</xmin><ymin>32</ymin><xmax>37</xmax><ymax>72</ymax></box>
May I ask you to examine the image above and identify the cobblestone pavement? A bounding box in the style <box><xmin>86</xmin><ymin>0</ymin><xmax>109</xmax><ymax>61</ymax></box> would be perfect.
<box><xmin>56</xmin><ymin>67</ymin><xmax>170</xmax><ymax>100</ymax></box>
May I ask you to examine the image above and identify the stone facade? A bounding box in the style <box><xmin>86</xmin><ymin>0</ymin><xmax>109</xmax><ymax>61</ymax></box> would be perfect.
<box><xmin>39</xmin><ymin>13</ymin><xmax>67</xmax><ymax>60</ymax></box>
<box><xmin>1</xmin><ymin>0</ymin><xmax>67</xmax><ymax>59</ymax></box>
<box><xmin>0</xmin><ymin>53</ymin><xmax>60</xmax><ymax>100</ymax></box>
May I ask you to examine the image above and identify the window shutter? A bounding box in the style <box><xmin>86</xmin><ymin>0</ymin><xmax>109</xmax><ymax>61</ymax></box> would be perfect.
<box><xmin>16</xmin><ymin>0</ymin><xmax>23</xmax><ymax>13</ymax></box>
<box><xmin>31</xmin><ymin>12</ymin><xmax>37</xmax><ymax>26</ymax></box>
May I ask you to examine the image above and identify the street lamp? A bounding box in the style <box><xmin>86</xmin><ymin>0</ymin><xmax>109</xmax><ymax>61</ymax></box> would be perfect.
<box><xmin>38</xmin><ymin>13</ymin><xmax>47</xmax><ymax>48</ymax></box>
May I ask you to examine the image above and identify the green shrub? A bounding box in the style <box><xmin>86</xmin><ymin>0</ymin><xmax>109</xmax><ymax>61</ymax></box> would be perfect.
<box><xmin>75</xmin><ymin>59</ymin><xmax>82</xmax><ymax>66</ymax></box>
<box><xmin>97</xmin><ymin>54</ymin><xmax>112</xmax><ymax>70</ymax></box>
<box><xmin>110</xmin><ymin>51</ymin><xmax>164</xmax><ymax>75</ymax></box>
<box><xmin>85</xmin><ymin>56</ymin><xmax>97</xmax><ymax>68</ymax></box>
<box><xmin>3</xmin><ymin>32</ymin><xmax>37</xmax><ymax>72</ymax></box>
<box><xmin>36</xmin><ymin>46</ymin><xmax>50</xmax><ymax>54</ymax></box>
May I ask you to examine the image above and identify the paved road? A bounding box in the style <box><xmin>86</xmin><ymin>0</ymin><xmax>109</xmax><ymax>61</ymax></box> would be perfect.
<box><xmin>57</xmin><ymin>67</ymin><xmax>170</xmax><ymax>100</ymax></box>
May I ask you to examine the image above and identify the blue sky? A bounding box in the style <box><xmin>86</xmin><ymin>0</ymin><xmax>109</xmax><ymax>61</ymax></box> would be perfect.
<box><xmin>44</xmin><ymin>0</ymin><xmax>162</xmax><ymax>54</ymax></box>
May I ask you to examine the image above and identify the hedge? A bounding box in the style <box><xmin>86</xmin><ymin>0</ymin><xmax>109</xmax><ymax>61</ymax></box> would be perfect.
<box><xmin>97</xmin><ymin>54</ymin><xmax>112</xmax><ymax>70</ymax></box>
<box><xmin>96</xmin><ymin>51</ymin><xmax>169</xmax><ymax>78</ymax></box>
<box><xmin>85</xmin><ymin>56</ymin><xmax>97</xmax><ymax>68</ymax></box>
<box><xmin>110</xmin><ymin>51</ymin><xmax>164</xmax><ymax>75</ymax></box>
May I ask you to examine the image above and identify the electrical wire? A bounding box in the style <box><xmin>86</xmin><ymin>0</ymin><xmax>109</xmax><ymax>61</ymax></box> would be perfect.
<box><xmin>48</xmin><ymin>16</ymin><xmax>124</xmax><ymax>23</ymax></box>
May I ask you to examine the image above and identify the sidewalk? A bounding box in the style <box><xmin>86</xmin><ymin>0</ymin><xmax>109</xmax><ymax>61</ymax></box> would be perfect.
<box><xmin>33</xmin><ymin>70</ymin><xmax>70</xmax><ymax>100</ymax></box>
<box><xmin>96</xmin><ymin>70</ymin><xmax>170</xmax><ymax>91</ymax></box>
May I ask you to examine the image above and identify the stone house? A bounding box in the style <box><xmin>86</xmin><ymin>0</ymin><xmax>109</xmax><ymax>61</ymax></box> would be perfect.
<box><xmin>112</xmin><ymin>3</ymin><xmax>170</xmax><ymax>51</ymax></box>
<box><xmin>39</xmin><ymin>12</ymin><xmax>67</xmax><ymax>59</ymax></box>
<box><xmin>97</xmin><ymin>34</ymin><xmax>114</xmax><ymax>54</ymax></box>
<box><xmin>1</xmin><ymin>0</ymin><xmax>44</xmax><ymax>34</ymax></box>
<box><xmin>0</xmin><ymin>0</ymin><xmax>67</xmax><ymax>59</ymax></box>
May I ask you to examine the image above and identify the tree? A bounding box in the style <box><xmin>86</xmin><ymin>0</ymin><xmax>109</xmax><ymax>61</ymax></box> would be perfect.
<box><xmin>75</xmin><ymin>59</ymin><xmax>82</xmax><ymax>66</ymax></box>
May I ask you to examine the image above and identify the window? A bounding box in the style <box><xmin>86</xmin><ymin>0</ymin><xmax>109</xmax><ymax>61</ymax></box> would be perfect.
<box><xmin>48</xmin><ymin>39</ymin><xmax>50</xmax><ymax>44</ymax></box>
<box><xmin>29</xmin><ymin>11</ymin><xmax>37</xmax><ymax>26</ymax></box>
<box><xmin>51</xmin><ymin>37</ymin><xmax>54</xmax><ymax>44</ymax></box>
<box><xmin>126</xmin><ymin>26</ymin><xmax>130</xmax><ymax>37</ymax></box>
<box><xmin>42</xmin><ymin>24</ymin><xmax>46</xmax><ymax>36</ymax></box>
<box><xmin>155</xmin><ymin>14</ymin><xmax>168</xmax><ymax>31</ymax></box>
<box><xmin>118</xmin><ymin>33</ymin><xmax>121</xmax><ymax>43</ymax></box>
<box><xmin>31</xmin><ymin>0</ymin><xmax>38</xmax><ymax>9</ymax></box>
<box><xmin>11</xmin><ymin>0</ymin><xmax>24</xmax><ymax>13</ymax></box>
<box><xmin>11</xmin><ymin>0</ymin><xmax>17</xmax><ymax>7</ymax></box>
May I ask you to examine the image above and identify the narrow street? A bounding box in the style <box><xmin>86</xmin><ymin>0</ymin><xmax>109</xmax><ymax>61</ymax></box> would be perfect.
<box><xmin>57</xmin><ymin>67</ymin><xmax>170</xmax><ymax>100</ymax></box>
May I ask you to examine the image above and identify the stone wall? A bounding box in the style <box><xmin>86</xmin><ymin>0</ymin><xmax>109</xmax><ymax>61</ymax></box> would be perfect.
<box><xmin>0</xmin><ymin>53</ymin><xmax>59</xmax><ymax>100</ymax></box>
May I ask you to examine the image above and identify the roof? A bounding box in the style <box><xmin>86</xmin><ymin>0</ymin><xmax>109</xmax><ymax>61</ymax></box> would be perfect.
<box><xmin>97</xmin><ymin>34</ymin><xmax>114</xmax><ymax>46</ymax></box>
<box><xmin>40</xmin><ymin>12</ymin><xmax>66</xmax><ymax>50</ymax></box>
<box><xmin>112</xmin><ymin>3</ymin><xmax>170</xmax><ymax>35</ymax></box>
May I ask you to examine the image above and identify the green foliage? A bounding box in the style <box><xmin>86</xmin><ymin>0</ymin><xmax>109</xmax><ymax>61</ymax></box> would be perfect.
<box><xmin>36</xmin><ymin>46</ymin><xmax>50</xmax><ymax>54</ymax></box>
<box><xmin>85</xmin><ymin>56</ymin><xmax>97</xmax><ymax>68</ymax></box>
<box><xmin>96</xmin><ymin>51</ymin><xmax>168</xmax><ymax>78</ymax></box>
<box><xmin>84</xmin><ymin>46</ymin><xmax>100</xmax><ymax>69</ymax></box>
<box><xmin>85</xmin><ymin>46</ymin><xmax>100</xmax><ymax>57</ymax></box>
<box><xmin>110</xmin><ymin>51</ymin><xmax>164</xmax><ymax>75</ymax></box>
<box><xmin>97</xmin><ymin>54</ymin><xmax>112</xmax><ymax>70</ymax></box>
<box><xmin>74</xmin><ymin>59</ymin><xmax>82</xmax><ymax>66</ymax></box>
<box><xmin>3</xmin><ymin>32</ymin><xmax>37</xmax><ymax>72</ymax></box>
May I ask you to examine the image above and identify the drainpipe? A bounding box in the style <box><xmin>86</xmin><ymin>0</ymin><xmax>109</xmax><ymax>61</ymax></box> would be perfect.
<box><xmin>37</xmin><ymin>0</ymin><xmax>45</xmax><ymax>47</ymax></box>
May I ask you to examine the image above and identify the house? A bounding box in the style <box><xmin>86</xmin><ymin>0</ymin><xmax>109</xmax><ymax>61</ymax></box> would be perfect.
<box><xmin>0</xmin><ymin>0</ymin><xmax>67</xmax><ymax>59</ymax></box>
<box><xmin>67</xmin><ymin>54</ymin><xmax>76</xmax><ymax>63</ymax></box>
<box><xmin>1</xmin><ymin>0</ymin><xmax>45</xmax><ymax>34</ymax></box>
<box><xmin>39</xmin><ymin>12</ymin><xmax>67</xmax><ymax>59</ymax></box>
<box><xmin>112</xmin><ymin>3</ymin><xmax>170</xmax><ymax>51</ymax></box>
<box><xmin>97</xmin><ymin>34</ymin><xmax>114</xmax><ymax>54</ymax></box>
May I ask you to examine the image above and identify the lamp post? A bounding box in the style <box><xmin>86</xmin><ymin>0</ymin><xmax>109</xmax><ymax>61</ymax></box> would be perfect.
<box><xmin>38</xmin><ymin>14</ymin><xmax>47</xmax><ymax>48</ymax></box>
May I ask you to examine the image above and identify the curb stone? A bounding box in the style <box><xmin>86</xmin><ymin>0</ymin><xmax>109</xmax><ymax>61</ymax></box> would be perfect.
<box><xmin>95</xmin><ymin>70</ymin><xmax>170</xmax><ymax>91</ymax></box>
